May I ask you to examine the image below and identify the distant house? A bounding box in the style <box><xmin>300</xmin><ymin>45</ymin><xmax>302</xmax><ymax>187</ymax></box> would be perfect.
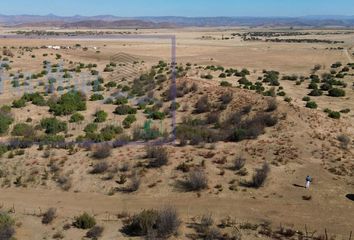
<box><xmin>52</xmin><ymin>46</ymin><xmax>61</xmax><ymax>50</ymax></box>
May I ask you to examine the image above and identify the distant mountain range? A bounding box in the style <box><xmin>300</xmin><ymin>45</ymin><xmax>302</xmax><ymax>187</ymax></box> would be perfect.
<box><xmin>1</xmin><ymin>14</ymin><xmax>354</xmax><ymax>28</ymax></box>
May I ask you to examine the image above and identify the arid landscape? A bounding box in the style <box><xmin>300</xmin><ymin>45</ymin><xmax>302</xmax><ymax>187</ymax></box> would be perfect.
<box><xmin>0</xmin><ymin>10</ymin><xmax>353</xmax><ymax>240</ymax></box>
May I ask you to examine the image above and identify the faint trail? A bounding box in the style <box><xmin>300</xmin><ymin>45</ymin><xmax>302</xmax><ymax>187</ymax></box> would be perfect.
<box><xmin>344</xmin><ymin>48</ymin><xmax>353</xmax><ymax>62</ymax></box>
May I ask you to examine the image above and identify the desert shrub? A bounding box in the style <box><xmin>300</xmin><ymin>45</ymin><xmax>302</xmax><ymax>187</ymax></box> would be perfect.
<box><xmin>123</xmin><ymin>114</ymin><xmax>136</xmax><ymax>128</ymax></box>
<box><xmin>12</xmin><ymin>98</ymin><xmax>26</xmax><ymax>108</ymax></box>
<box><xmin>220</xmin><ymin>81</ymin><xmax>231</xmax><ymax>87</ymax></box>
<box><xmin>328</xmin><ymin>111</ymin><xmax>340</xmax><ymax>119</ymax></box>
<box><xmin>90</xmin><ymin>161</ymin><xmax>109</xmax><ymax>174</ymax></box>
<box><xmin>232</xmin><ymin>156</ymin><xmax>246</xmax><ymax>171</ymax></box>
<box><xmin>73</xmin><ymin>213</ymin><xmax>96</xmax><ymax>229</ymax></box>
<box><xmin>156</xmin><ymin>206</ymin><xmax>181</xmax><ymax>238</ymax></box>
<box><xmin>195</xmin><ymin>95</ymin><xmax>210</xmax><ymax>113</ymax></box>
<box><xmin>94</xmin><ymin>110</ymin><xmax>108</xmax><ymax>123</ymax></box>
<box><xmin>21</xmin><ymin>92</ymin><xmax>46</xmax><ymax>106</ymax></box>
<box><xmin>146</xmin><ymin>146</ymin><xmax>168</xmax><ymax>168</ymax></box>
<box><xmin>69</xmin><ymin>113</ymin><xmax>84</xmax><ymax>123</ymax></box>
<box><xmin>0</xmin><ymin>212</ymin><xmax>15</xmax><ymax>240</ymax></box>
<box><xmin>308</xmin><ymin>82</ymin><xmax>318</xmax><ymax>89</ymax></box>
<box><xmin>42</xmin><ymin>208</ymin><xmax>57</xmax><ymax>224</ymax></box>
<box><xmin>99</xmin><ymin>125</ymin><xmax>123</xmax><ymax>141</ymax></box>
<box><xmin>122</xmin><ymin>209</ymin><xmax>158</xmax><ymax>236</ymax></box>
<box><xmin>220</xmin><ymin>92</ymin><xmax>233</xmax><ymax>105</ymax></box>
<box><xmin>57</xmin><ymin>175</ymin><xmax>72</xmax><ymax>191</ymax></box>
<box><xmin>0</xmin><ymin>110</ymin><xmax>13</xmax><ymax>135</ymax></box>
<box><xmin>90</xmin><ymin>93</ymin><xmax>104</xmax><ymax>101</ymax></box>
<box><xmin>124</xmin><ymin>173</ymin><xmax>141</xmax><ymax>193</ymax></box>
<box><xmin>0</xmin><ymin>145</ymin><xmax>8</xmax><ymax>157</ymax></box>
<box><xmin>206</xmin><ymin>112</ymin><xmax>220</xmax><ymax>125</ymax></box>
<box><xmin>337</xmin><ymin>134</ymin><xmax>351</xmax><ymax>149</ymax></box>
<box><xmin>11</xmin><ymin>123</ymin><xmax>34</xmax><ymax>137</ymax></box>
<box><xmin>122</xmin><ymin>207</ymin><xmax>180</xmax><ymax>238</ymax></box>
<box><xmin>328</xmin><ymin>88</ymin><xmax>345</xmax><ymax>97</ymax></box>
<box><xmin>114</xmin><ymin>96</ymin><xmax>128</xmax><ymax>105</ymax></box>
<box><xmin>86</xmin><ymin>226</ymin><xmax>104</xmax><ymax>239</ymax></box>
<box><xmin>149</xmin><ymin>111</ymin><xmax>165</xmax><ymax>120</ymax></box>
<box><xmin>340</xmin><ymin>108</ymin><xmax>350</xmax><ymax>114</ymax></box>
<box><xmin>266</xmin><ymin>98</ymin><xmax>277</xmax><ymax>112</ymax></box>
<box><xmin>308</xmin><ymin>89</ymin><xmax>323</xmax><ymax>96</ymax></box>
<box><xmin>251</xmin><ymin>163</ymin><xmax>270</xmax><ymax>188</ymax></box>
<box><xmin>114</xmin><ymin>105</ymin><xmax>137</xmax><ymax>115</ymax></box>
<box><xmin>305</xmin><ymin>101</ymin><xmax>317</xmax><ymax>109</ymax></box>
<box><xmin>49</xmin><ymin>91</ymin><xmax>86</xmax><ymax>116</ymax></box>
<box><xmin>92</xmin><ymin>144</ymin><xmax>112</xmax><ymax>159</ymax></box>
<box><xmin>40</xmin><ymin>118</ymin><xmax>67</xmax><ymax>134</ymax></box>
<box><xmin>302</xmin><ymin>96</ymin><xmax>311</xmax><ymax>102</ymax></box>
<box><xmin>84</xmin><ymin>123</ymin><xmax>98</xmax><ymax>134</ymax></box>
<box><xmin>184</xmin><ymin>169</ymin><xmax>208</xmax><ymax>191</ymax></box>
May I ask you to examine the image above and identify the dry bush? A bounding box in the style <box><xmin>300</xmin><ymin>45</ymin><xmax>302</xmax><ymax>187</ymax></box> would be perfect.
<box><xmin>52</xmin><ymin>231</ymin><xmax>64</xmax><ymax>239</ymax></box>
<box><xmin>92</xmin><ymin>144</ymin><xmax>112</xmax><ymax>159</ymax></box>
<box><xmin>195</xmin><ymin>95</ymin><xmax>211</xmax><ymax>113</ymax></box>
<box><xmin>156</xmin><ymin>206</ymin><xmax>181</xmax><ymax>238</ymax></box>
<box><xmin>121</xmin><ymin>207</ymin><xmax>180</xmax><ymax>238</ymax></box>
<box><xmin>251</xmin><ymin>163</ymin><xmax>270</xmax><ymax>188</ymax></box>
<box><xmin>57</xmin><ymin>175</ymin><xmax>72</xmax><ymax>191</ymax></box>
<box><xmin>337</xmin><ymin>134</ymin><xmax>351</xmax><ymax>149</ymax></box>
<box><xmin>90</xmin><ymin>161</ymin><xmax>109</xmax><ymax>174</ymax></box>
<box><xmin>183</xmin><ymin>169</ymin><xmax>208</xmax><ymax>191</ymax></box>
<box><xmin>220</xmin><ymin>92</ymin><xmax>233</xmax><ymax>105</ymax></box>
<box><xmin>145</xmin><ymin>145</ymin><xmax>169</xmax><ymax>168</ymax></box>
<box><xmin>42</xmin><ymin>208</ymin><xmax>57</xmax><ymax>224</ymax></box>
<box><xmin>86</xmin><ymin>225</ymin><xmax>104</xmax><ymax>239</ymax></box>
<box><xmin>232</xmin><ymin>156</ymin><xmax>246</xmax><ymax>171</ymax></box>
<box><xmin>266</xmin><ymin>98</ymin><xmax>278</xmax><ymax>112</ymax></box>
<box><xmin>119</xmin><ymin>173</ymin><xmax>140</xmax><ymax>193</ymax></box>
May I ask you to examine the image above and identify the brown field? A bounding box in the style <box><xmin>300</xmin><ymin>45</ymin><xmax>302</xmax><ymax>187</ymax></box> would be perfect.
<box><xmin>0</xmin><ymin>27</ymin><xmax>353</xmax><ymax>240</ymax></box>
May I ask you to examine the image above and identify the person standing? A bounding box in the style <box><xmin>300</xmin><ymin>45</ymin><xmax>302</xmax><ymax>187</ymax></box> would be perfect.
<box><xmin>305</xmin><ymin>175</ymin><xmax>312</xmax><ymax>189</ymax></box>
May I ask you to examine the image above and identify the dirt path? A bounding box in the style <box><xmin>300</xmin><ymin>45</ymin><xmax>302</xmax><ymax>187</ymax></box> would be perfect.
<box><xmin>344</xmin><ymin>48</ymin><xmax>353</xmax><ymax>62</ymax></box>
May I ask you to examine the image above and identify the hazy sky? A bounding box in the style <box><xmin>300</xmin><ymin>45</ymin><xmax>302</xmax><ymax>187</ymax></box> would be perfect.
<box><xmin>1</xmin><ymin>0</ymin><xmax>354</xmax><ymax>17</ymax></box>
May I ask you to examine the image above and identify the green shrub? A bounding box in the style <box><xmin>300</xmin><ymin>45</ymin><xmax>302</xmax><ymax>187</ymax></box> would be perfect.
<box><xmin>0</xmin><ymin>212</ymin><xmax>15</xmax><ymax>239</ymax></box>
<box><xmin>306</xmin><ymin>101</ymin><xmax>318</xmax><ymax>109</ymax></box>
<box><xmin>69</xmin><ymin>113</ymin><xmax>84</xmax><ymax>123</ymax></box>
<box><xmin>123</xmin><ymin>115</ymin><xmax>136</xmax><ymax>128</ymax></box>
<box><xmin>0</xmin><ymin>145</ymin><xmax>8</xmax><ymax>157</ymax></box>
<box><xmin>328</xmin><ymin>111</ymin><xmax>341</xmax><ymax>119</ymax></box>
<box><xmin>11</xmin><ymin>123</ymin><xmax>34</xmax><ymax>137</ymax></box>
<box><xmin>49</xmin><ymin>91</ymin><xmax>86</xmax><ymax>116</ymax></box>
<box><xmin>114</xmin><ymin>105</ymin><xmax>137</xmax><ymax>115</ymax></box>
<box><xmin>149</xmin><ymin>111</ymin><xmax>165</xmax><ymax>120</ymax></box>
<box><xmin>22</xmin><ymin>92</ymin><xmax>46</xmax><ymax>106</ymax></box>
<box><xmin>308</xmin><ymin>89</ymin><xmax>323</xmax><ymax>96</ymax></box>
<box><xmin>0</xmin><ymin>111</ymin><xmax>14</xmax><ymax>134</ymax></box>
<box><xmin>94</xmin><ymin>110</ymin><xmax>108</xmax><ymax>123</ymax></box>
<box><xmin>40</xmin><ymin>118</ymin><xmax>67</xmax><ymax>134</ymax></box>
<box><xmin>302</xmin><ymin>96</ymin><xmax>311</xmax><ymax>102</ymax></box>
<box><xmin>114</xmin><ymin>96</ymin><xmax>128</xmax><ymax>105</ymax></box>
<box><xmin>328</xmin><ymin>88</ymin><xmax>345</xmax><ymax>97</ymax></box>
<box><xmin>84</xmin><ymin>123</ymin><xmax>98</xmax><ymax>134</ymax></box>
<box><xmin>90</xmin><ymin>94</ymin><xmax>104</xmax><ymax>101</ymax></box>
<box><xmin>73</xmin><ymin>213</ymin><xmax>96</xmax><ymax>229</ymax></box>
<box><xmin>99</xmin><ymin>125</ymin><xmax>123</xmax><ymax>141</ymax></box>
<box><xmin>12</xmin><ymin>98</ymin><xmax>26</xmax><ymax>108</ymax></box>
